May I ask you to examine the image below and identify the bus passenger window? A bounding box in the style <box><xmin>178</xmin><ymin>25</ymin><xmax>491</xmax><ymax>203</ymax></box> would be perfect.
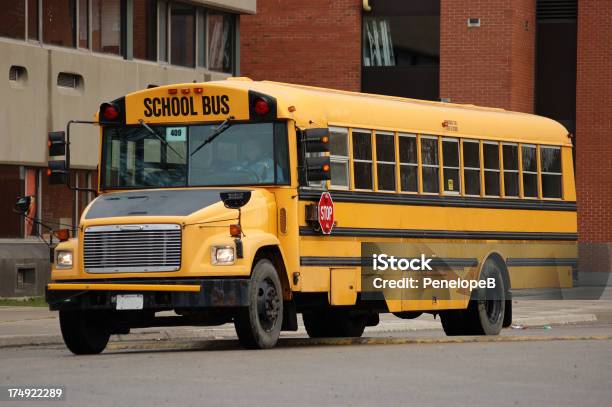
<box><xmin>522</xmin><ymin>145</ymin><xmax>538</xmax><ymax>198</ymax></box>
<box><xmin>376</xmin><ymin>132</ymin><xmax>396</xmax><ymax>191</ymax></box>
<box><xmin>541</xmin><ymin>146</ymin><xmax>562</xmax><ymax>198</ymax></box>
<box><xmin>483</xmin><ymin>142</ymin><xmax>500</xmax><ymax>196</ymax></box>
<box><xmin>421</xmin><ymin>136</ymin><xmax>439</xmax><ymax>193</ymax></box>
<box><xmin>352</xmin><ymin>130</ymin><xmax>373</xmax><ymax>190</ymax></box>
<box><xmin>329</xmin><ymin>127</ymin><xmax>349</xmax><ymax>189</ymax></box>
<box><xmin>442</xmin><ymin>138</ymin><xmax>460</xmax><ymax>194</ymax></box>
<box><xmin>463</xmin><ymin>140</ymin><xmax>481</xmax><ymax>196</ymax></box>
<box><xmin>399</xmin><ymin>134</ymin><xmax>418</xmax><ymax>192</ymax></box>
<box><xmin>502</xmin><ymin>144</ymin><xmax>519</xmax><ymax>197</ymax></box>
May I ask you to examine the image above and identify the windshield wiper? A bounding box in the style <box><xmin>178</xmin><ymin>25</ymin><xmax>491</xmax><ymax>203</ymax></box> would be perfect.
<box><xmin>190</xmin><ymin>116</ymin><xmax>235</xmax><ymax>157</ymax></box>
<box><xmin>138</xmin><ymin>119</ymin><xmax>185</xmax><ymax>160</ymax></box>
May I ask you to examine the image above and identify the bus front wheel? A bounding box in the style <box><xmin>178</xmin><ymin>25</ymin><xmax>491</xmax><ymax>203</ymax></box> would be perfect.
<box><xmin>59</xmin><ymin>310</ymin><xmax>111</xmax><ymax>355</ymax></box>
<box><xmin>234</xmin><ymin>259</ymin><xmax>283</xmax><ymax>349</ymax></box>
<box><xmin>441</xmin><ymin>259</ymin><xmax>506</xmax><ymax>336</ymax></box>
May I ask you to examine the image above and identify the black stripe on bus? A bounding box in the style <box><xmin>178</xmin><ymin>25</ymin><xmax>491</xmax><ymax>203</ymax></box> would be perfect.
<box><xmin>506</xmin><ymin>258</ymin><xmax>578</xmax><ymax>267</ymax></box>
<box><xmin>299</xmin><ymin>226</ymin><xmax>578</xmax><ymax>241</ymax></box>
<box><xmin>298</xmin><ymin>189</ymin><xmax>577</xmax><ymax>212</ymax></box>
<box><xmin>300</xmin><ymin>256</ymin><xmax>479</xmax><ymax>268</ymax></box>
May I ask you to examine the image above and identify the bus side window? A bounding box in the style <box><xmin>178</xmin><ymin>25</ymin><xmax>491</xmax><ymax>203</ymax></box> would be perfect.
<box><xmin>421</xmin><ymin>136</ymin><xmax>439</xmax><ymax>193</ymax></box>
<box><xmin>483</xmin><ymin>141</ymin><xmax>500</xmax><ymax>196</ymax></box>
<box><xmin>541</xmin><ymin>145</ymin><xmax>562</xmax><ymax>198</ymax></box>
<box><xmin>442</xmin><ymin>138</ymin><xmax>460</xmax><ymax>194</ymax></box>
<box><xmin>502</xmin><ymin>143</ymin><xmax>519</xmax><ymax>197</ymax></box>
<box><xmin>328</xmin><ymin>127</ymin><xmax>349</xmax><ymax>189</ymax></box>
<box><xmin>399</xmin><ymin>133</ymin><xmax>418</xmax><ymax>192</ymax></box>
<box><xmin>352</xmin><ymin>129</ymin><xmax>373</xmax><ymax>190</ymax></box>
<box><xmin>376</xmin><ymin>132</ymin><xmax>396</xmax><ymax>191</ymax></box>
<box><xmin>522</xmin><ymin>144</ymin><xmax>538</xmax><ymax>198</ymax></box>
<box><xmin>462</xmin><ymin>140</ymin><xmax>481</xmax><ymax>196</ymax></box>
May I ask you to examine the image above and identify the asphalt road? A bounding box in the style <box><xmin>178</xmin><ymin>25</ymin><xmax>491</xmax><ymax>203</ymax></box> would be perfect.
<box><xmin>2</xmin><ymin>324</ymin><xmax>612</xmax><ymax>407</ymax></box>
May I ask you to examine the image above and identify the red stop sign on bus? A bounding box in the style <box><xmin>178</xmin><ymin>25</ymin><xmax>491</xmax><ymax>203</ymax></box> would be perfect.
<box><xmin>318</xmin><ymin>192</ymin><xmax>334</xmax><ymax>234</ymax></box>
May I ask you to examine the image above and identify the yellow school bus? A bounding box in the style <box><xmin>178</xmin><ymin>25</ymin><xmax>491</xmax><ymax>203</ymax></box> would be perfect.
<box><xmin>45</xmin><ymin>78</ymin><xmax>577</xmax><ymax>353</ymax></box>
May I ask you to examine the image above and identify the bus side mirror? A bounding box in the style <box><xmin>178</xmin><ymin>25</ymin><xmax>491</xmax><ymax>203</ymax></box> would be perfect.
<box><xmin>306</xmin><ymin>156</ymin><xmax>331</xmax><ymax>181</ymax></box>
<box><xmin>220</xmin><ymin>191</ymin><xmax>252</xmax><ymax>209</ymax></box>
<box><xmin>47</xmin><ymin>131</ymin><xmax>69</xmax><ymax>185</ymax></box>
<box><xmin>14</xmin><ymin>196</ymin><xmax>33</xmax><ymax>216</ymax></box>
<box><xmin>47</xmin><ymin>160</ymin><xmax>68</xmax><ymax>185</ymax></box>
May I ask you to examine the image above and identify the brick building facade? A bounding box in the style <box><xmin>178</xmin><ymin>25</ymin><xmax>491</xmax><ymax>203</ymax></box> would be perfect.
<box><xmin>241</xmin><ymin>0</ymin><xmax>611</xmax><ymax>252</ymax></box>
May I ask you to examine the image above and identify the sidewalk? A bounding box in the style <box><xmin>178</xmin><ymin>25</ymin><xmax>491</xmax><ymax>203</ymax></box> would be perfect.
<box><xmin>0</xmin><ymin>300</ymin><xmax>610</xmax><ymax>348</ymax></box>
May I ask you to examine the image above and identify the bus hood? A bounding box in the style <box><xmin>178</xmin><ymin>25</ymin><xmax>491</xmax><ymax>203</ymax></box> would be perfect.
<box><xmin>84</xmin><ymin>189</ymin><xmax>241</xmax><ymax>219</ymax></box>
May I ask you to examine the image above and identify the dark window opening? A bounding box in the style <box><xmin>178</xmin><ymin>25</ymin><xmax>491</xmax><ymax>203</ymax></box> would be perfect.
<box><xmin>352</xmin><ymin>131</ymin><xmax>373</xmax><ymax>190</ymax></box>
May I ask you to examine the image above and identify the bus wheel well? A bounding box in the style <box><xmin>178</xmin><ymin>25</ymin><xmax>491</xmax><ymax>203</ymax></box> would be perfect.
<box><xmin>253</xmin><ymin>246</ymin><xmax>291</xmax><ymax>300</ymax></box>
<box><xmin>482</xmin><ymin>252</ymin><xmax>512</xmax><ymax>328</ymax></box>
<box><xmin>483</xmin><ymin>252</ymin><xmax>510</xmax><ymax>292</ymax></box>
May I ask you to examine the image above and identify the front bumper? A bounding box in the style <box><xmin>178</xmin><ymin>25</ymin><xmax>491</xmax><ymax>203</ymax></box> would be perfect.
<box><xmin>46</xmin><ymin>279</ymin><xmax>251</xmax><ymax>311</ymax></box>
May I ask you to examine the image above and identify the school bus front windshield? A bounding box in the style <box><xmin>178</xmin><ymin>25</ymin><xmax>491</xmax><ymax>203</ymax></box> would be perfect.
<box><xmin>101</xmin><ymin>121</ymin><xmax>290</xmax><ymax>189</ymax></box>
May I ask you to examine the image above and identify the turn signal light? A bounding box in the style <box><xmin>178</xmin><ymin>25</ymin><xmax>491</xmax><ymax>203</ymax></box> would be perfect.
<box><xmin>55</xmin><ymin>229</ymin><xmax>70</xmax><ymax>242</ymax></box>
<box><xmin>229</xmin><ymin>224</ymin><xmax>242</xmax><ymax>237</ymax></box>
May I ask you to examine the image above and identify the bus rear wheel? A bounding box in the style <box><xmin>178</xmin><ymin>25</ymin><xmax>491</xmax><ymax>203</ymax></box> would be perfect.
<box><xmin>303</xmin><ymin>310</ymin><xmax>367</xmax><ymax>338</ymax></box>
<box><xmin>441</xmin><ymin>258</ymin><xmax>506</xmax><ymax>336</ymax></box>
<box><xmin>234</xmin><ymin>259</ymin><xmax>283</xmax><ymax>349</ymax></box>
<box><xmin>59</xmin><ymin>310</ymin><xmax>111</xmax><ymax>355</ymax></box>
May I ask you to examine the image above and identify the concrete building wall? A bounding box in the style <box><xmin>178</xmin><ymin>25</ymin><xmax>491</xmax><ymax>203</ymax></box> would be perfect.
<box><xmin>440</xmin><ymin>0</ymin><xmax>535</xmax><ymax>112</ymax></box>
<box><xmin>240</xmin><ymin>0</ymin><xmax>361</xmax><ymax>91</ymax></box>
<box><xmin>1</xmin><ymin>40</ymin><xmax>231</xmax><ymax>169</ymax></box>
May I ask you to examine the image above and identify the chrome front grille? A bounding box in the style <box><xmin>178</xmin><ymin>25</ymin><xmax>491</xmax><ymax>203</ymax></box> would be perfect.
<box><xmin>83</xmin><ymin>224</ymin><xmax>181</xmax><ymax>273</ymax></box>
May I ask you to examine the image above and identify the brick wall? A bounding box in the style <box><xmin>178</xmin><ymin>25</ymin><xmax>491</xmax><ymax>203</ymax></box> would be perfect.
<box><xmin>576</xmin><ymin>0</ymin><xmax>612</xmax><ymax>243</ymax></box>
<box><xmin>440</xmin><ymin>0</ymin><xmax>535</xmax><ymax>112</ymax></box>
<box><xmin>240</xmin><ymin>0</ymin><xmax>361</xmax><ymax>91</ymax></box>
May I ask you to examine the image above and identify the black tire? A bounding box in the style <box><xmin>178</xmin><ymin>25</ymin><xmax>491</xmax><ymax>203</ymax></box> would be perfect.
<box><xmin>234</xmin><ymin>259</ymin><xmax>283</xmax><ymax>349</ymax></box>
<box><xmin>302</xmin><ymin>310</ymin><xmax>367</xmax><ymax>338</ymax></box>
<box><xmin>441</xmin><ymin>259</ymin><xmax>506</xmax><ymax>336</ymax></box>
<box><xmin>59</xmin><ymin>310</ymin><xmax>111</xmax><ymax>355</ymax></box>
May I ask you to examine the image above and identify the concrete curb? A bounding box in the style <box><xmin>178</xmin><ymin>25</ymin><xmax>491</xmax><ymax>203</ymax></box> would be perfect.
<box><xmin>0</xmin><ymin>312</ymin><xmax>599</xmax><ymax>349</ymax></box>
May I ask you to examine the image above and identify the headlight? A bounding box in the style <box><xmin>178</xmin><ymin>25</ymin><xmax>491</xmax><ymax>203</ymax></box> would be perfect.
<box><xmin>55</xmin><ymin>250</ymin><xmax>73</xmax><ymax>269</ymax></box>
<box><xmin>211</xmin><ymin>246</ymin><xmax>235</xmax><ymax>265</ymax></box>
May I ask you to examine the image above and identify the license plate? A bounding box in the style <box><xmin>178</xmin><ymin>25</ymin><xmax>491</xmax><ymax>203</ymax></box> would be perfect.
<box><xmin>116</xmin><ymin>294</ymin><xmax>144</xmax><ymax>310</ymax></box>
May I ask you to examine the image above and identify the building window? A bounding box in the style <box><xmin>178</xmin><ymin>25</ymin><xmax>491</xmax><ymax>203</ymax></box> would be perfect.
<box><xmin>197</xmin><ymin>8</ymin><xmax>206</xmax><ymax>67</ymax></box>
<box><xmin>362</xmin><ymin>15</ymin><xmax>439</xmax><ymax>67</ymax></box>
<box><xmin>421</xmin><ymin>136</ymin><xmax>439</xmax><ymax>194</ymax></box>
<box><xmin>43</xmin><ymin>0</ymin><xmax>76</xmax><ymax>47</ymax></box>
<box><xmin>133</xmin><ymin>0</ymin><xmax>157</xmax><ymax>61</ymax></box>
<box><xmin>208</xmin><ymin>12</ymin><xmax>234</xmax><ymax>73</ymax></box>
<box><xmin>483</xmin><ymin>142</ymin><xmax>500</xmax><ymax>196</ymax></box>
<box><xmin>170</xmin><ymin>3</ymin><xmax>195</xmax><ymax>67</ymax></box>
<box><xmin>503</xmin><ymin>143</ymin><xmax>519</xmax><ymax>197</ymax></box>
<box><xmin>329</xmin><ymin>127</ymin><xmax>349</xmax><ymax>189</ymax></box>
<box><xmin>92</xmin><ymin>0</ymin><xmax>121</xmax><ymax>55</ymax></box>
<box><xmin>522</xmin><ymin>145</ymin><xmax>538</xmax><ymax>198</ymax></box>
<box><xmin>158</xmin><ymin>1</ymin><xmax>168</xmax><ymax>62</ymax></box>
<box><xmin>28</xmin><ymin>0</ymin><xmax>38</xmax><ymax>40</ymax></box>
<box><xmin>78</xmin><ymin>0</ymin><xmax>88</xmax><ymax>48</ymax></box>
<box><xmin>541</xmin><ymin>146</ymin><xmax>562</xmax><ymax>198</ymax></box>
<box><xmin>398</xmin><ymin>134</ymin><xmax>418</xmax><ymax>193</ymax></box>
<box><xmin>0</xmin><ymin>0</ymin><xmax>25</xmax><ymax>40</ymax></box>
<box><xmin>463</xmin><ymin>140</ymin><xmax>481</xmax><ymax>196</ymax></box>
<box><xmin>376</xmin><ymin>132</ymin><xmax>396</xmax><ymax>191</ymax></box>
<box><xmin>442</xmin><ymin>138</ymin><xmax>460</xmax><ymax>194</ymax></box>
<box><xmin>352</xmin><ymin>130</ymin><xmax>373</xmax><ymax>190</ymax></box>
